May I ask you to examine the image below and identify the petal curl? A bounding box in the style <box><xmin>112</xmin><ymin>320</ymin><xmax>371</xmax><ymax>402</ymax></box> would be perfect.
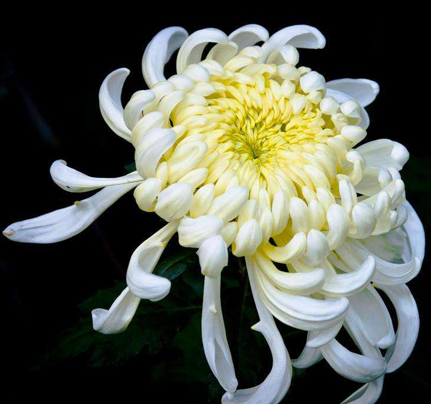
<box><xmin>327</xmin><ymin>78</ymin><xmax>379</xmax><ymax>107</ymax></box>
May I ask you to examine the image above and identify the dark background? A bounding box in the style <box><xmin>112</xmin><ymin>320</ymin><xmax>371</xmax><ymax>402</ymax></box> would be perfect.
<box><xmin>1</xmin><ymin>6</ymin><xmax>429</xmax><ymax>404</ymax></box>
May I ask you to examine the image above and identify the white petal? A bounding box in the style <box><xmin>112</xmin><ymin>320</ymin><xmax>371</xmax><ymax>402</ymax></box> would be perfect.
<box><xmin>377</xmin><ymin>284</ymin><xmax>420</xmax><ymax>373</ymax></box>
<box><xmin>326</xmin><ymin>88</ymin><xmax>370</xmax><ymax>129</ymax></box>
<box><xmin>135</xmin><ymin>128</ymin><xmax>177</xmax><ymax>178</ymax></box>
<box><xmin>223</xmin><ymin>257</ymin><xmax>291</xmax><ymax>403</ymax></box>
<box><xmin>342</xmin><ymin>378</ymin><xmax>384</xmax><ymax>404</ymax></box>
<box><xmin>292</xmin><ymin>344</ymin><xmax>323</xmax><ymax>368</ymax></box>
<box><xmin>202</xmin><ymin>275</ymin><xmax>238</xmax><ymax>394</ymax></box>
<box><xmin>402</xmin><ymin>200</ymin><xmax>425</xmax><ymax>262</ymax></box>
<box><xmin>50</xmin><ymin>160</ymin><xmax>142</xmax><ymax>193</ymax></box>
<box><xmin>306</xmin><ymin>322</ymin><xmax>343</xmax><ymax>348</ymax></box>
<box><xmin>178</xmin><ymin>215</ymin><xmax>223</xmax><ymax>248</ymax></box>
<box><xmin>327</xmin><ymin>78</ymin><xmax>379</xmax><ymax>107</ymax></box>
<box><xmin>207</xmin><ymin>186</ymin><xmax>249</xmax><ymax>223</ymax></box>
<box><xmin>261</xmin><ymin>25</ymin><xmax>325</xmax><ymax>61</ymax></box>
<box><xmin>126</xmin><ymin>221</ymin><xmax>178</xmax><ymax>300</ymax></box>
<box><xmin>255</xmin><ymin>251</ymin><xmax>326</xmax><ymax>295</ymax></box>
<box><xmin>123</xmin><ymin>90</ymin><xmax>155</xmax><ymax>130</ymax></box>
<box><xmin>228</xmin><ymin>24</ymin><xmax>269</xmax><ymax>50</ymax></box>
<box><xmin>92</xmin><ymin>287</ymin><xmax>140</xmax><ymax>334</ymax></box>
<box><xmin>320</xmin><ymin>256</ymin><xmax>376</xmax><ymax>297</ymax></box>
<box><xmin>3</xmin><ymin>182</ymin><xmax>139</xmax><ymax>243</ymax></box>
<box><xmin>142</xmin><ymin>27</ymin><xmax>188</xmax><ymax>87</ymax></box>
<box><xmin>321</xmin><ymin>339</ymin><xmax>386</xmax><ymax>383</ymax></box>
<box><xmin>232</xmin><ymin>219</ymin><xmax>262</xmax><ymax>257</ymax></box>
<box><xmin>99</xmin><ymin>68</ymin><xmax>131</xmax><ymax>141</ymax></box>
<box><xmin>348</xmin><ymin>286</ymin><xmax>395</xmax><ymax>349</ymax></box>
<box><xmin>254</xmin><ymin>260</ymin><xmax>349</xmax><ymax>331</ymax></box>
<box><xmin>198</xmin><ymin>235</ymin><xmax>228</xmax><ymax>278</ymax></box>
<box><xmin>177</xmin><ymin>28</ymin><xmax>229</xmax><ymax>73</ymax></box>
<box><xmin>155</xmin><ymin>183</ymin><xmax>193</xmax><ymax>222</ymax></box>
<box><xmin>356</xmin><ymin>139</ymin><xmax>409</xmax><ymax>171</ymax></box>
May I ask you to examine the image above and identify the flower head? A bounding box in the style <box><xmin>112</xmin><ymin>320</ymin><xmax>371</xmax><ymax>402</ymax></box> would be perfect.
<box><xmin>4</xmin><ymin>24</ymin><xmax>424</xmax><ymax>404</ymax></box>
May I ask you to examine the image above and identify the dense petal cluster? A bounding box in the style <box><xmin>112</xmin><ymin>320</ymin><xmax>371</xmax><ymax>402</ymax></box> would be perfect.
<box><xmin>4</xmin><ymin>24</ymin><xmax>424</xmax><ymax>404</ymax></box>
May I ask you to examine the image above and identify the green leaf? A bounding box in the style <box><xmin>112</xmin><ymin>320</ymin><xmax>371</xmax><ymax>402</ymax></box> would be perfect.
<box><xmin>154</xmin><ymin>247</ymin><xmax>197</xmax><ymax>281</ymax></box>
<box><xmin>124</xmin><ymin>162</ymin><xmax>136</xmax><ymax>173</ymax></box>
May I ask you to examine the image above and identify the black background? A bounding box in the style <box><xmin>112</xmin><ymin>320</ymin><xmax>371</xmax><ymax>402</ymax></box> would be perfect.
<box><xmin>1</xmin><ymin>5</ymin><xmax>429</xmax><ymax>404</ymax></box>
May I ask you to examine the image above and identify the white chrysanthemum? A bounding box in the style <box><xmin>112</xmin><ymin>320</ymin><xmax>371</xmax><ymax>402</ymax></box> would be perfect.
<box><xmin>3</xmin><ymin>24</ymin><xmax>424</xmax><ymax>404</ymax></box>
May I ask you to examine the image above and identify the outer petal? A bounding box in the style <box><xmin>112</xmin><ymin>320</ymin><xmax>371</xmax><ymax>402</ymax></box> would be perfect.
<box><xmin>50</xmin><ymin>160</ymin><xmax>143</xmax><ymax>193</ymax></box>
<box><xmin>142</xmin><ymin>27</ymin><xmax>188</xmax><ymax>87</ymax></box>
<box><xmin>176</xmin><ymin>28</ymin><xmax>230</xmax><ymax>73</ymax></box>
<box><xmin>378</xmin><ymin>284</ymin><xmax>420</xmax><ymax>373</ymax></box>
<box><xmin>327</xmin><ymin>79</ymin><xmax>379</xmax><ymax>107</ymax></box>
<box><xmin>261</xmin><ymin>25</ymin><xmax>325</xmax><ymax>62</ymax></box>
<box><xmin>356</xmin><ymin>139</ymin><xmax>409</xmax><ymax>171</ymax></box>
<box><xmin>228</xmin><ymin>24</ymin><xmax>269</xmax><ymax>50</ymax></box>
<box><xmin>198</xmin><ymin>235</ymin><xmax>228</xmax><ymax>278</ymax></box>
<box><xmin>92</xmin><ymin>287</ymin><xmax>140</xmax><ymax>334</ymax></box>
<box><xmin>342</xmin><ymin>379</ymin><xmax>384</xmax><ymax>404</ymax></box>
<box><xmin>202</xmin><ymin>275</ymin><xmax>238</xmax><ymax>395</ymax></box>
<box><xmin>126</xmin><ymin>221</ymin><xmax>179</xmax><ymax>301</ymax></box>
<box><xmin>3</xmin><ymin>182</ymin><xmax>139</xmax><ymax>243</ymax></box>
<box><xmin>99</xmin><ymin>68</ymin><xmax>131</xmax><ymax>141</ymax></box>
<box><xmin>292</xmin><ymin>343</ymin><xmax>323</xmax><ymax>368</ymax></box>
<box><xmin>402</xmin><ymin>200</ymin><xmax>425</xmax><ymax>262</ymax></box>
<box><xmin>223</xmin><ymin>257</ymin><xmax>291</xmax><ymax>403</ymax></box>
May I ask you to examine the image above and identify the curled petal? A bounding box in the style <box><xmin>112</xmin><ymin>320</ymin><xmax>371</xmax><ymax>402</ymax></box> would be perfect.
<box><xmin>202</xmin><ymin>275</ymin><xmax>238</xmax><ymax>394</ymax></box>
<box><xmin>342</xmin><ymin>379</ymin><xmax>384</xmax><ymax>404</ymax></box>
<box><xmin>255</xmin><ymin>251</ymin><xmax>326</xmax><ymax>295</ymax></box>
<box><xmin>3</xmin><ymin>182</ymin><xmax>139</xmax><ymax>243</ymax></box>
<box><xmin>233</xmin><ymin>219</ymin><xmax>262</xmax><ymax>257</ymax></box>
<box><xmin>377</xmin><ymin>284</ymin><xmax>420</xmax><ymax>373</ymax></box>
<box><xmin>198</xmin><ymin>235</ymin><xmax>228</xmax><ymax>278</ymax></box>
<box><xmin>99</xmin><ymin>68</ymin><xmax>131</xmax><ymax>141</ymax></box>
<box><xmin>223</xmin><ymin>257</ymin><xmax>291</xmax><ymax>403</ymax></box>
<box><xmin>321</xmin><ymin>339</ymin><xmax>386</xmax><ymax>383</ymax></box>
<box><xmin>228</xmin><ymin>24</ymin><xmax>269</xmax><ymax>50</ymax></box>
<box><xmin>255</xmin><ymin>260</ymin><xmax>348</xmax><ymax>331</ymax></box>
<box><xmin>207</xmin><ymin>186</ymin><xmax>249</xmax><ymax>223</ymax></box>
<box><xmin>135</xmin><ymin>128</ymin><xmax>177</xmax><ymax>178</ymax></box>
<box><xmin>261</xmin><ymin>25</ymin><xmax>325</xmax><ymax>61</ymax></box>
<box><xmin>403</xmin><ymin>200</ymin><xmax>425</xmax><ymax>262</ymax></box>
<box><xmin>177</xmin><ymin>28</ymin><xmax>229</xmax><ymax>73</ymax></box>
<box><xmin>50</xmin><ymin>160</ymin><xmax>142</xmax><ymax>193</ymax></box>
<box><xmin>327</xmin><ymin>78</ymin><xmax>379</xmax><ymax>107</ymax></box>
<box><xmin>320</xmin><ymin>256</ymin><xmax>376</xmax><ymax>297</ymax></box>
<box><xmin>142</xmin><ymin>27</ymin><xmax>188</xmax><ymax>87</ymax></box>
<box><xmin>263</xmin><ymin>232</ymin><xmax>307</xmax><ymax>264</ymax></box>
<box><xmin>126</xmin><ymin>221</ymin><xmax>179</xmax><ymax>300</ymax></box>
<box><xmin>123</xmin><ymin>90</ymin><xmax>155</xmax><ymax>130</ymax></box>
<box><xmin>306</xmin><ymin>322</ymin><xmax>343</xmax><ymax>348</ymax></box>
<box><xmin>155</xmin><ymin>183</ymin><xmax>193</xmax><ymax>222</ymax></box>
<box><xmin>326</xmin><ymin>88</ymin><xmax>369</xmax><ymax>129</ymax></box>
<box><xmin>92</xmin><ymin>287</ymin><xmax>140</xmax><ymax>334</ymax></box>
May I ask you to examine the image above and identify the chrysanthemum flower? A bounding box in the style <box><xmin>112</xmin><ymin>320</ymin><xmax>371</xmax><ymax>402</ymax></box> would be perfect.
<box><xmin>4</xmin><ymin>24</ymin><xmax>425</xmax><ymax>404</ymax></box>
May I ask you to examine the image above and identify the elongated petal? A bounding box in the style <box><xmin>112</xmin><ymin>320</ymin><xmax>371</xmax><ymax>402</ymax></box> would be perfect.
<box><xmin>261</xmin><ymin>25</ymin><xmax>325</xmax><ymax>61</ymax></box>
<box><xmin>92</xmin><ymin>287</ymin><xmax>140</xmax><ymax>334</ymax></box>
<box><xmin>378</xmin><ymin>284</ymin><xmax>420</xmax><ymax>373</ymax></box>
<box><xmin>342</xmin><ymin>378</ymin><xmax>384</xmax><ymax>404</ymax></box>
<box><xmin>255</xmin><ymin>261</ymin><xmax>349</xmax><ymax>330</ymax></box>
<box><xmin>126</xmin><ymin>221</ymin><xmax>178</xmax><ymax>300</ymax></box>
<box><xmin>321</xmin><ymin>339</ymin><xmax>386</xmax><ymax>383</ymax></box>
<box><xmin>223</xmin><ymin>257</ymin><xmax>291</xmax><ymax>403</ymax></box>
<box><xmin>255</xmin><ymin>251</ymin><xmax>326</xmax><ymax>295</ymax></box>
<box><xmin>306</xmin><ymin>322</ymin><xmax>343</xmax><ymax>348</ymax></box>
<box><xmin>327</xmin><ymin>79</ymin><xmax>379</xmax><ymax>107</ymax></box>
<box><xmin>99</xmin><ymin>68</ymin><xmax>131</xmax><ymax>141</ymax></box>
<box><xmin>403</xmin><ymin>201</ymin><xmax>425</xmax><ymax>262</ymax></box>
<box><xmin>320</xmin><ymin>256</ymin><xmax>376</xmax><ymax>297</ymax></box>
<box><xmin>3</xmin><ymin>182</ymin><xmax>139</xmax><ymax>243</ymax></box>
<box><xmin>50</xmin><ymin>160</ymin><xmax>143</xmax><ymax>193</ymax></box>
<box><xmin>202</xmin><ymin>275</ymin><xmax>238</xmax><ymax>395</ymax></box>
<box><xmin>228</xmin><ymin>24</ymin><xmax>269</xmax><ymax>50</ymax></box>
<box><xmin>178</xmin><ymin>215</ymin><xmax>223</xmax><ymax>248</ymax></box>
<box><xmin>292</xmin><ymin>343</ymin><xmax>323</xmax><ymax>368</ymax></box>
<box><xmin>142</xmin><ymin>27</ymin><xmax>188</xmax><ymax>87</ymax></box>
<box><xmin>348</xmin><ymin>286</ymin><xmax>395</xmax><ymax>349</ymax></box>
